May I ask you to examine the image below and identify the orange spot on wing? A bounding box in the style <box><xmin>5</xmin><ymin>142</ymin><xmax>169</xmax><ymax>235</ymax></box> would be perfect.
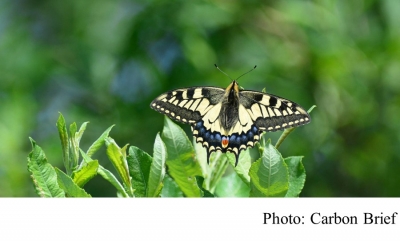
<box><xmin>221</xmin><ymin>137</ymin><xmax>229</xmax><ymax>148</ymax></box>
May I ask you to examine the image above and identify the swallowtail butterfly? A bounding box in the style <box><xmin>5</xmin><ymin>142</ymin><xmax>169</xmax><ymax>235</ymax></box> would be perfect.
<box><xmin>150</xmin><ymin>66</ymin><xmax>310</xmax><ymax>166</ymax></box>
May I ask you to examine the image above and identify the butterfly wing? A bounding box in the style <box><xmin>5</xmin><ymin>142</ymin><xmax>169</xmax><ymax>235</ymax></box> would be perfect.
<box><xmin>150</xmin><ymin>86</ymin><xmax>225</xmax><ymax>125</ymax></box>
<box><xmin>239</xmin><ymin>90</ymin><xmax>311</xmax><ymax>131</ymax></box>
<box><xmin>151</xmin><ymin>86</ymin><xmax>226</xmax><ymax>163</ymax></box>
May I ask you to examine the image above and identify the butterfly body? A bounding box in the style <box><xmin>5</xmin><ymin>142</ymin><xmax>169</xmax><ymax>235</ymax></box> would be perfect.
<box><xmin>151</xmin><ymin>80</ymin><xmax>310</xmax><ymax>166</ymax></box>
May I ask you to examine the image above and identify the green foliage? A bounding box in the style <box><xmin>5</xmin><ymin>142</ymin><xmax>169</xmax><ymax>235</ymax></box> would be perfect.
<box><xmin>97</xmin><ymin>165</ymin><xmax>129</xmax><ymax>197</ymax></box>
<box><xmin>27</xmin><ymin>112</ymin><xmax>309</xmax><ymax>197</ymax></box>
<box><xmin>215</xmin><ymin>172</ymin><xmax>250</xmax><ymax>197</ymax></box>
<box><xmin>161</xmin><ymin>116</ymin><xmax>202</xmax><ymax>197</ymax></box>
<box><xmin>72</xmin><ymin>158</ymin><xmax>99</xmax><ymax>187</ymax></box>
<box><xmin>27</xmin><ymin>138</ymin><xmax>65</xmax><ymax>197</ymax></box>
<box><xmin>147</xmin><ymin>134</ymin><xmax>167</xmax><ymax>197</ymax></box>
<box><xmin>127</xmin><ymin>147</ymin><xmax>152</xmax><ymax>197</ymax></box>
<box><xmin>227</xmin><ymin>150</ymin><xmax>252</xmax><ymax>186</ymax></box>
<box><xmin>55</xmin><ymin>167</ymin><xmax>91</xmax><ymax>197</ymax></box>
<box><xmin>56</xmin><ymin>114</ymin><xmax>72</xmax><ymax>175</ymax></box>
<box><xmin>195</xmin><ymin>176</ymin><xmax>214</xmax><ymax>197</ymax></box>
<box><xmin>28</xmin><ymin>113</ymin><xmax>137</xmax><ymax>197</ymax></box>
<box><xmin>86</xmin><ymin>125</ymin><xmax>115</xmax><ymax>158</ymax></box>
<box><xmin>105</xmin><ymin>138</ymin><xmax>133</xmax><ymax>196</ymax></box>
<box><xmin>161</xmin><ymin>175</ymin><xmax>184</xmax><ymax>197</ymax></box>
<box><xmin>284</xmin><ymin>156</ymin><xmax>306</xmax><ymax>197</ymax></box>
<box><xmin>249</xmin><ymin>138</ymin><xmax>289</xmax><ymax>197</ymax></box>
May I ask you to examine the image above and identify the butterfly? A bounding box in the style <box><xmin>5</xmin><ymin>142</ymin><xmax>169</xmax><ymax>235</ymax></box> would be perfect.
<box><xmin>150</xmin><ymin>66</ymin><xmax>311</xmax><ymax>166</ymax></box>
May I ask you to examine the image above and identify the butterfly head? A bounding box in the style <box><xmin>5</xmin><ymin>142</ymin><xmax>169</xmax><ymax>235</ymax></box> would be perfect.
<box><xmin>225</xmin><ymin>80</ymin><xmax>240</xmax><ymax>100</ymax></box>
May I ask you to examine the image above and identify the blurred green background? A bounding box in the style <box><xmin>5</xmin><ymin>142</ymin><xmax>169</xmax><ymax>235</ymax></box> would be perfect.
<box><xmin>1</xmin><ymin>0</ymin><xmax>400</xmax><ymax>197</ymax></box>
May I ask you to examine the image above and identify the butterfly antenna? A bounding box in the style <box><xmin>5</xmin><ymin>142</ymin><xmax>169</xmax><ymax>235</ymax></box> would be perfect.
<box><xmin>214</xmin><ymin>64</ymin><xmax>233</xmax><ymax>81</ymax></box>
<box><xmin>236</xmin><ymin>65</ymin><xmax>257</xmax><ymax>80</ymax></box>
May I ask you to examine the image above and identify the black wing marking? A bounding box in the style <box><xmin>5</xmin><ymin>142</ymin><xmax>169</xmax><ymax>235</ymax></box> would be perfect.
<box><xmin>239</xmin><ymin>90</ymin><xmax>311</xmax><ymax>132</ymax></box>
<box><xmin>150</xmin><ymin>87</ymin><xmax>225</xmax><ymax>124</ymax></box>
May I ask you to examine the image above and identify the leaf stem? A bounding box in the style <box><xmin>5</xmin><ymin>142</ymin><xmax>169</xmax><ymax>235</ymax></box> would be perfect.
<box><xmin>275</xmin><ymin>105</ymin><xmax>316</xmax><ymax>149</ymax></box>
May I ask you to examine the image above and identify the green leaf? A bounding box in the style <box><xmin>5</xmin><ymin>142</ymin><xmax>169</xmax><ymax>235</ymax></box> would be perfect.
<box><xmin>195</xmin><ymin>176</ymin><xmax>214</xmax><ymax>197</ymax></box>
<box><xmin>206</xmin><ymin>152</ymin><xmax>229</xmax><ymax>193</ymax></box>
<box><xmin>55</xmin><ymin>167</ymin><xmax>91</xmax><ymax>197</ymax></box>
<box><xmin>97</xmin><ymin>165</ymin><xmax>129</xmax><ymax>197</ymax></box>
<box><xmin>72</xmin><ymin>159</ymin><xmax>99</xmax><ymax>187</ymax></box>
<box><xmin>284</xmin><ymin>156</ymin><xmax>306</xmax><ymax>197</ymax></box>
<box><xmin>249</xmin><ymin>138</ymin><xmax>289</xmax><ymax>197</ymax></box>
<box><xmin>56</xmin><ymin>113</ymin><xmax>71</xmax><ymax>175</ymax></box>
<box><xmin>215</xmin><ymin>172</ymin><xmax>250</xmax><ymax>197</ymax></box>
<box><xmin>227</xmin><ymin>149</ymin><xmax>253</xmax><ymax>186</ymax></box>
<box><xmin>75</xmin><ymin>121</ymin><xmax>89</xmax><ymax>144</ymax></box>
<box><xmin>80</xmin><ymin>148</ymin><xmax>94</xmax><ymax>164</ymax></box>
<box><xmin>161</xmin><ymin>117</ymin><xmax>202</xmax><ymax>197</ymax></box>
<box><xmin>69</xmin><ymin>122</ymin><xmax>79</xmax><ymax>171</ymax></box>
<box><xmin>69</xmin><ymin>122</ymin><xmax>77</xmax><ymax>134</ymax></box>
<box><xmin>77</xmin><ymin>148</ymin><xmax>95</xmax><ymax>171</ymax></box>
<box><xmin>86</xmin><ymin>125</ymin><xmax>115</xmax><ymax>157</ymax></box>
<box><xmin>161</xmin><ymin>175</ymin><xmax>183</xmax><ymax>197</ymax></box>
<box><xmin>27</xmin><ymin>138</ymin><xmax>65</xmax><ymax>197</ymax></box>
<box><xmin>193</xmin><ymin>140</ymin><xmax>229</xmax><ymax>193</ymax></box>
<box><xmin>105</xmin><ymin>137</ymin><xmax>132</xmax><ymax>195</ymax></box>
<box><xmin>147</xmin><ymin>133</ymin><xmax>167</xmax><ymax>197</ymax></box>
<box><xmin>127</xmin><ymin>146</ymin><xmax>152</xmax><ymax>197</ymax></box>
<box><xmin>193</xmin><ymin>138</ymin><xmax>209</xmax><ymax>178</ymax></box>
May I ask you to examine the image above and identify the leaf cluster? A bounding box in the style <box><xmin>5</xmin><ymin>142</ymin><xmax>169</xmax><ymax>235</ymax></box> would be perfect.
<box><xmin>27</xmin><ymin>107</ymin><xmax>314</xmax><ymax>197</ymax></box>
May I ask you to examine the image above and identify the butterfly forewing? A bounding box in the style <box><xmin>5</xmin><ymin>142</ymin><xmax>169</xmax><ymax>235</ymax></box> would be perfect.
<box><xmin>150</xmin><ymin>87</ymin><xmax>225</xmax><ymax>124</ymax></box>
